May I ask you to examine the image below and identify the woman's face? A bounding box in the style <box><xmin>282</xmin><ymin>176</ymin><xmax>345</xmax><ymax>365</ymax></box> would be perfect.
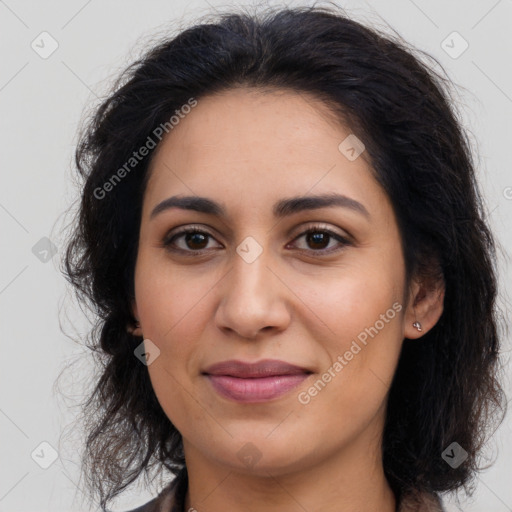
<box><xmin>132</xmin><ymin>88</ymin><xmax>421</xmax><ymax>476</ymax></box>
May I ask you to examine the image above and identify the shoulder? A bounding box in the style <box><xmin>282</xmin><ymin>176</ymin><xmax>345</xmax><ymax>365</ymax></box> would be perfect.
<box><xmin>398</xmin><ymin>490</ymin><xmax>446</xmax><ymax>512</ymax></box>
<box><xmin>120</xmin><ymin>490</ymin><xmax>173</xmax><ymax>512</ymax></box>
<box><xmin>120</xmin><ymin>474</ymin><xmax>183</xmax><ymax>512</ymax></box>
<box><xmin>121</xmin><ymin>498</ymin><xmax>159</xmax><ymax>512</ymax></box>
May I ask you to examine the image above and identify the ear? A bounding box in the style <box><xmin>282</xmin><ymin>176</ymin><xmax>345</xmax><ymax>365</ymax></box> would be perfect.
<box><xmin>403</xmin><ymin>272</ymin><xmax>445</xmax><ymax>340</ymax></box>
<box><xmin>129</xmin><ymin>299</ymin><xmax>143</xmax><ymax>337</ymax></box>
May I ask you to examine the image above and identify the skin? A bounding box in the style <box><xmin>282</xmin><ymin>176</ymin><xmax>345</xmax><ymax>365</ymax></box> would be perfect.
<box><xmin>131</xmin><ymin>88</ymin><xmax>444</xmax><ymax>512</ymax></box>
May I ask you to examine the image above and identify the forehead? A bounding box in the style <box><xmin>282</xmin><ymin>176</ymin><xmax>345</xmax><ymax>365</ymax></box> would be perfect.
<box><xmin>143</xmin><ymin>88</ymin><xmax>387</xmax><ymax>221</ymax></box>
<box><xmin>150</xmin><ymin>87</ymin><xmax>348</xmax><ymax>164</ymax></box>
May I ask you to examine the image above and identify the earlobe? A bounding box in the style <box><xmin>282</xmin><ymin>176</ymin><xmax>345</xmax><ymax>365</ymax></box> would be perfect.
<box><xmin>127</xmin><ymin>322</ymin><xmax>143</xmax><ymax>337</ymax></box>
<box><xmin>403</xmin><ymin>275</ymin><xmax>445</xmax><ymax>340</ymax></box>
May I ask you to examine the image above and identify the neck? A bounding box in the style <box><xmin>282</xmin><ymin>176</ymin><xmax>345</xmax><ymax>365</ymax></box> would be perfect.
<box><xmin>183</xmin><ymin>421</ymin><xmax>396</xmax><ymax>512</ymax></box>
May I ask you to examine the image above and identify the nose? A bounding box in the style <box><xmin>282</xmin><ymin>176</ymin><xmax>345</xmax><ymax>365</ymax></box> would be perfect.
<box><xmin>214</xmin><ymin>248</ymin><xmax>291</xmax><ymax>340</ymax></box>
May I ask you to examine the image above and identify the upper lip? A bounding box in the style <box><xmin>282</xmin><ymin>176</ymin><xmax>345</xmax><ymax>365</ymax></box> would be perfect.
<box><xmin>203</xmin><ymin>359</ymin><xmax>312</xmax><ymax>378</ymax></box>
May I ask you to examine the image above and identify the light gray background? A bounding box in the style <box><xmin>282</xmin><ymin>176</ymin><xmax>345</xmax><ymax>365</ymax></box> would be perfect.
<box><xmin>1</xmin><ymin>0</ymin><xmax>511</xmax><ymax>511</ymax></box>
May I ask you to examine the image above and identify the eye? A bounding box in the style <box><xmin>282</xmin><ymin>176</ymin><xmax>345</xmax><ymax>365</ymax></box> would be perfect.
<box><xmin>287</xmin><ymin>224</ymin><xmax>351</xmax><ymax>255</ymax></box>
<box><xmin>162</xmin><ymin>226</ymin><xmax>222</xmax><ymax>254</ymax></box>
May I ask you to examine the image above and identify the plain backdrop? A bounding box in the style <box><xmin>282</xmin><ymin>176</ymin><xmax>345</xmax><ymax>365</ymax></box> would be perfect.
<box><xmin>1</xmin><ymin>0</ymin><xmax>511</xmax><ymax>511</ymax></box>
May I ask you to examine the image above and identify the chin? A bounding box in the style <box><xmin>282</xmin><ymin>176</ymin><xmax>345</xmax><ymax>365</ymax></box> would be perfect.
<box><xmin>204</xmin><ymin>436</ymin><xmax>319</xmax><ymax>477</ymax></box>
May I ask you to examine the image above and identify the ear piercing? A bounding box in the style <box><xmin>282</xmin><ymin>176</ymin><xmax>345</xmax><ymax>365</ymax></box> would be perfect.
<box><xmin>412</xmin><ymin>321</ymin><xmax>422</xmax><ymax>332</ymax></box>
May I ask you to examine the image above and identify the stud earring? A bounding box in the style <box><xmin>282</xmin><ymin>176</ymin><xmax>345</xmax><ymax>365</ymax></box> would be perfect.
<box><xmin>412</xmin><ymin>321</ymin><xmax>422</xmax><ymax>332</ymax></box>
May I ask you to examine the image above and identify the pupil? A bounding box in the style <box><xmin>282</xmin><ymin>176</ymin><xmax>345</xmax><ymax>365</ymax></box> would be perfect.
<box><xmin>187</xmin><ymin>233</ymin><xmax>207</xmax><ymax>249</ymax></box>
<box><xmin>308</xmin><ymin>232</ymin><xmax>328</xmax><ymax>249</ymax></box>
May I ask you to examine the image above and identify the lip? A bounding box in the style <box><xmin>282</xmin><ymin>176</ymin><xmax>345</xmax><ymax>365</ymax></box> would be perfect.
<box><xmin>203</xmin><ymin>359</ymin><xmax>312</xmax><ymax>403</ymax></box>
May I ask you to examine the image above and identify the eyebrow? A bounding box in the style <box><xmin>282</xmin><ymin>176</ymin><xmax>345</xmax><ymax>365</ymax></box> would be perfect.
<box><xmin>150</xmin><ymin>193</ymin><xmax>370</xmax><ymax>221</ymax></box>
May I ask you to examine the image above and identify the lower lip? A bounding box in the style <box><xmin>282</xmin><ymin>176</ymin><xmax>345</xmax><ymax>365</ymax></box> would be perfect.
<box><xmin>206</xmin><ymin>374</ymin><xmax>310</xmax><ymax>403</ymax></box>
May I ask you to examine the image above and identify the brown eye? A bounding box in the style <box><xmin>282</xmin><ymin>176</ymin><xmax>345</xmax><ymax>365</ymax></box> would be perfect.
<box><xmin>289</xmin><ymin>225</ymin><xmax>351</xmax><ymax>255</ymax></box>
<box><xmin>183</xmin><ymin>231</ymin><xmax>209</xmax><ymax>250</ymax></box>
<box><xmin>306</xmin><ymin>231</ymin><xmax>330</xmax><ymax>250</ymax></box>
<box><xmin>163</xmin><ymin>227</ymin><xmax>221</xmax><ymax>253</ymax></box>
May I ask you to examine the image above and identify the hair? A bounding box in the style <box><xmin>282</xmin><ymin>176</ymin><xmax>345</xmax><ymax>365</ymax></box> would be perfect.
<box><xmin>61</xmin><ymin>2</ymin><xmax>507</xmax><ymax>510</ymax></box>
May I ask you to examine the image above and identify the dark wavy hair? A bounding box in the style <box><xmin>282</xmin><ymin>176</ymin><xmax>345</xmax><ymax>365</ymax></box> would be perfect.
<box><xmin>60</xmin><ymin>3</ymin><xmax>507</xmax><ymax>510</ymax></box>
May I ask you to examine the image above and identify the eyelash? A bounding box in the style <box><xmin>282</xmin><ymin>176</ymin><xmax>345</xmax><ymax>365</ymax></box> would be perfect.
<box><xmin>162</xmin><ymin>224</ymin><xmax>351</xmax><ymax>256</ymax></box>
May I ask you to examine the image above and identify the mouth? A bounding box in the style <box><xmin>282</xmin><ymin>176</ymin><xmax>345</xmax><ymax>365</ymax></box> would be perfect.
<box><xmin>202</xmin><ymin>359</ymin><xmax>313</xmax><ymax>403</ymax></box>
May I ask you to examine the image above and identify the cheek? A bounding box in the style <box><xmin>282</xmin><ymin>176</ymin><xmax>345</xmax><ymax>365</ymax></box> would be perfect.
<box><xmin>133</xmin><ymin>259</ymin><xmax>210</xmax><ymax>415</ymax></box>
<box><xmin>291</xmin><ymin>259</ymin><xmax>404</xmax><ymax>408</ymax></box>
<box><xmin>293</xmin><ymin>257</ymin><xmax>403</xmax><ymax>346</ymax></box>
<box><xmin>134</xmin><ymin>255</ymin><xmax>217</xmax><ymax>348</ymax></box>
<box><xmin>138</xmin><ymin>287</ymin><xmax>208</xmax><ymax>436</ymax></box>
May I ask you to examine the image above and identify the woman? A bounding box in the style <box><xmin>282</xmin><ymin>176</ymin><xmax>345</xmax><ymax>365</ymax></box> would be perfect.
<box><xmin>62</xmin><ymin>4</ymin><xmax>506</xmax><ymax>512</ymax></box>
